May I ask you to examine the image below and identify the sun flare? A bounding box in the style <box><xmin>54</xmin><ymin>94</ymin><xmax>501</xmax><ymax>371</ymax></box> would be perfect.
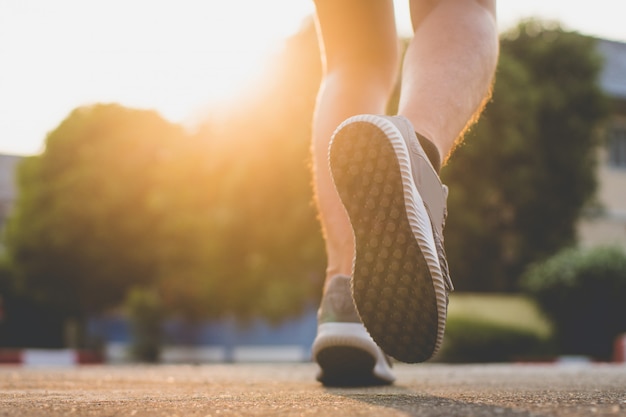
<box><xmin>1</xmin><ymin>0</ymin><xmax>624</xmax><ymax>155</ymax></box>
<box><xmin>0</xmin><ymin>0</ymin><xmax>314</xmax><ymax>154</ymax></box>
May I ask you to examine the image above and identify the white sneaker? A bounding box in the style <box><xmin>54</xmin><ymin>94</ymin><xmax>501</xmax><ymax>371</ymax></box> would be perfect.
<box><xmin>328</xmin><ymin>114</ymin><xmax>454</xmax><ymax>363</ymax></box>
<box><xmin>312</xmin><ymin>275</ymin><xmax>395</xmax><ymax>386</ymax></box>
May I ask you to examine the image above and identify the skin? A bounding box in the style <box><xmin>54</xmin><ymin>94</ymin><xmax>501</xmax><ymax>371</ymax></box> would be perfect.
<box><xmin>311</xmin><ymin>0</ymin><xmax>499</xmax><ymax>283</ymax></box>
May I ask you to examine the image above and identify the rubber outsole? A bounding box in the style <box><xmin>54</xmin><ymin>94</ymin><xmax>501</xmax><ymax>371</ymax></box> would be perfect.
<box><xmin>329</xmin><ymin>116</ymin><xmax>445</xmax><ymax>363</ymax></box>
<box><xmin>316</xmin><ymin>346</ymin><xmax>388</xmax><ymax>387</ymax></box>
<box><xmin>312</xmin><ymin>322</ymin><xmax>395</xmax><ymax>386</ymax></box>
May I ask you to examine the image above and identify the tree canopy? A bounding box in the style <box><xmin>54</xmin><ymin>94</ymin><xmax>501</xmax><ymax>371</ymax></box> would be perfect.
<box><xmin>441</xmin><ymin>21</ymin><xmax>609</xmax><ymax>291</ymax></box>
<box><xmin>4</xmin><ymin>21</ymin><xmax>325</xmax><ymax>322</ymax></box>
<box><xmin>3</xmin><ymin>19</ymin><xmax>611</xmax><ymax>336</ymax></box>
<box><xmin>5</xmin><ymin>105</ymin><xmax>186</xmax><ymax>316</ymax></box>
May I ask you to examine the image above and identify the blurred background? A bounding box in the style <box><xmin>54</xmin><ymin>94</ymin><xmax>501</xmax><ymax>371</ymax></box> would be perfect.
<box><xmin>0</xmin><ymin>0</ymin><xmax>625</xmax><ymax>365</ymax></box>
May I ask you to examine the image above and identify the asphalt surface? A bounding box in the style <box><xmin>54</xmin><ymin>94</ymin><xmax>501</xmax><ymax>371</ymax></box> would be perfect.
<box><xmin>1</xmin><ymin>363</ymin><xmax>625</xmax><ymax>416</ymax></box>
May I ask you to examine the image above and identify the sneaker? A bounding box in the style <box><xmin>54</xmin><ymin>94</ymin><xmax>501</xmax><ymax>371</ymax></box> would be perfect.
<box><xmin>328</xmin><ymin>114</ymin><xmax>454</xmax><ymax>363</ymax></box>
<box><xmin>312</xmin><ymin>275</ymin><xmax>395</xmax><ymax>386</ymax></box>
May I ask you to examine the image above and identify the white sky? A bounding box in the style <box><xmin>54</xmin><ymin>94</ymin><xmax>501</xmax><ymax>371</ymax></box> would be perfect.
<box><xmin>0</xmin><ymin>0</ymin><xmax>624</xmax><ymax>156</ymax></box>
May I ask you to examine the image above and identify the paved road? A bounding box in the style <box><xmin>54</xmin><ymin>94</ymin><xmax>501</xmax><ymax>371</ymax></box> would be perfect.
<box><xmin>1</xmin><ymin>363</ymin><xmax>625</xmax><ymax>416</ymax></box>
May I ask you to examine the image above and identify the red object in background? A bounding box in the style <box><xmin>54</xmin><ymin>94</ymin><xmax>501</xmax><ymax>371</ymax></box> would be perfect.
<box><xmin>0</xmin><ymin>350</ymin><xmax>21</xmax><ymax>364</ymax></box>
<box><xmin>614</xmin><ymin>334</ymin><xmax>626</xmax><ymax>362</ymax></box>
<box><xmin>0</xmin><ymin>349</ymin><xmax>104</xmax><ymax>365</ymax></box>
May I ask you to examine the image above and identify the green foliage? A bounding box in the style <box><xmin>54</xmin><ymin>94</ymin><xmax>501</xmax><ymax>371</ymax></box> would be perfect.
<box><xmin>126</xmin><ymin>287</ymin><xmax>163</xmax><ymax>363</ymax></box>
<box><xmin>4</xmin><ymin>20</ymin><xmax>325</xmax><ymax>325</ymax></box>
<box><xmin>522</xmin><ymin>245</ymin><xmax>626</xmax><ymax>360</ymax></box>
<box><xmin>447</xmin><ymin>293</ymin><xmax>552</xmax><ymax>338</ymax></box>
<box><xmin>5</xmin><ymin>104</ymin><xmax>186</xmax><ymax>316</ymax></box>
<box><xmin>435</xmin><ymin>293</ymin><xmax>554</xmax><ymax>362</ymax></box>
<box><xmin>184</xmin><ymin>19</ymin><xmax>325</xmax><ymax>322</ymax></box>
<box><xmin>435</xmin><ymin>317</ymin><xmax>554</xmax><ymax>363</ymax></box>
<box><xmin>442</xmin><ymin>21</ymin><xmax>609</xmax><ymax>291</ymax></box>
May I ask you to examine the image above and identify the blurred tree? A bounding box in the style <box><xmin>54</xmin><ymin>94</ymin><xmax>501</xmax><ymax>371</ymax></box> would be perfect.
<box><xmin>5</xmin><ymin>104</ymin><xmax>188</xmax><ymax>320</ymax></box>
<box><xmin>0</xmin><ymin>256</ymin><xmax>65</xmax><ymax>347</ymax></box>
<box><xmin>4</xmin><ymin>19</ymin><xmax>326</xmax><ymax>331</ymax></box>
<box><xmin>442</xmin><ymin>21</ymin><xmax>609</xmax><ymax>291</ymax></box>
<box><xmin>522</xmin><ymin>245</ymin><xmax>626</xmax><ymax>360</ymax></box>
<box><xmin>188</xmin><ymin>17</ymin><xmax>326</xmax><ymax>322</ymax></box>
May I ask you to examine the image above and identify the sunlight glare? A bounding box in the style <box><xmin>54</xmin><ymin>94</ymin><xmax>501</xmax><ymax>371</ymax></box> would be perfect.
<box><xmin>2</xmin><ymin>0</ymin><xmax>624</xmax><ymax>156</ymax></box>
<box><xmin>0</xmin><ymin>0</ymin><xmax>315</xmax><ymax>154</ymax></box>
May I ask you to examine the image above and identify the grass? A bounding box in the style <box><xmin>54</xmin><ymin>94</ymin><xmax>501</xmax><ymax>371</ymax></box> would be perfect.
<box><xmin>432</xmin><ymin>293</ymin><xmax>556</xmax><ymax>362</ymax></box>
<box><xmin>447</xmin><ymin>293</ymin><xmax>552</xmax><ymax>338</ymax></box>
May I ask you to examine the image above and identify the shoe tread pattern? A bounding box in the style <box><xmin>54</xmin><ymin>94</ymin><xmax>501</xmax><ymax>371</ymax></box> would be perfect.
<box><xmin>329</xmin><ymin>121</ymin><xmax>438</xmax><ymax>363</ymax></box>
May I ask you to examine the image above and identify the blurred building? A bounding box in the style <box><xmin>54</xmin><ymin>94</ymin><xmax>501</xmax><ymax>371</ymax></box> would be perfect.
<box><xmin>578</xmin><ymin>39</ymin><xmax>626</xmax><ymax>249</ymax></box>
<box><xmin>0</xmin><ymin>154</ymin><xmax>22</xmax><ymax>232</ymax></box>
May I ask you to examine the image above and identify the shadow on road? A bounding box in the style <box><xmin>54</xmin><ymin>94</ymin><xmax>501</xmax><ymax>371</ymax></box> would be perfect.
<box><xmin>325</xmin><ymin>385</ymin><xmax>549</xmax><ymax>417</ymax></box>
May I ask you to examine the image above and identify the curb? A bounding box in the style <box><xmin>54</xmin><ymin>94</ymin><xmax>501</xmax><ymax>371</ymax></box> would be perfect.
<box><xmin>0</xmin><ymin>349</ymin><xmax>104</xmax><ymax>366</ymax></box>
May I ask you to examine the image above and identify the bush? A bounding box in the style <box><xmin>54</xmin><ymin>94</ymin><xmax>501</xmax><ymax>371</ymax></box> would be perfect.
<box><xmin>522</xmin><ymin>245</ymin><xmax>626</xmax><ymax>360</ymax></box>
<box><xmin>434</xmin><ymin>317</ymin><xmax>553</xmax><ymax>363</ymax></box>
<box><xmin>126</xmin><ymin>288</ymin><xmax>163</xmax><ymax>363</ymax></box>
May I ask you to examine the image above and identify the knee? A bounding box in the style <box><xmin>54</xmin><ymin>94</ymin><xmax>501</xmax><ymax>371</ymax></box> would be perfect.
<box><xmin>324</xmin><ymin>47</ymin><xmax>399</xmax><ymax>97</ymax></box>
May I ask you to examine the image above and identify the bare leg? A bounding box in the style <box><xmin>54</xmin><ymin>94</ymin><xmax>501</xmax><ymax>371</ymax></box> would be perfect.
<box><xmin>312</xmin><ymin>0</ymin><xmax>399</xmax><ymax>282</ymax></box>
<box><xmin>313</xmin><ymin>0</ymin><xmax>498</xmax><ymax>282</ymax></box>
<box><xmin>399</xmin><ymin>0</ymin><xmax>499</xmax><ymax>163</ymax></box>
<box><xmin>312</xmin><ymin>0</ymin><xmax>500</xmax><ymax>373</ymax></box>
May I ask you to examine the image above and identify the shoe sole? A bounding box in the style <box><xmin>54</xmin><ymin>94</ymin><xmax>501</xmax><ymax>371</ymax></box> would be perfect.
<box><xmin>329</xmin><ymin>115</ymin><xmax>447</xmax><ymax>363</ymax></box>
<box><xmin>312</xmin><ymin>322</ymin><xmax>395</xmax><ymax>386</ymax></box>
